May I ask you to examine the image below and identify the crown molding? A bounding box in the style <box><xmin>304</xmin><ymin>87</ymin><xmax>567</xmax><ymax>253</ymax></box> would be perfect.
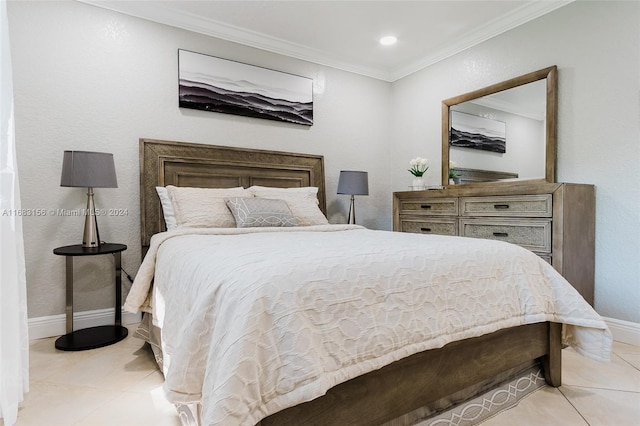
<box><xmin>390</xmin><ymin>1</ymin><xmax>573</xmax><ymax>81</ymax></box>
<box><xmin>471</xmin><ymin>97</ymin><xmax>545</xmax><ymax>121</ymax></box>
<box><xmin>79</xmin><ymin>0</ymin><xmax>390</xmax><ymax>80</ymax></box>
<box><xmin>78</xmin><ymin>0</ymin><xmax>573</xmax><ymax>82</ymax></box>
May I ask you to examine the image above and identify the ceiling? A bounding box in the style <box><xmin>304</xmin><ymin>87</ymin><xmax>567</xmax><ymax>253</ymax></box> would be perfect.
<box><xmin>80</xmin><ymin>0</ymin><xmax>572</xmax><ymax>82</ymax></box>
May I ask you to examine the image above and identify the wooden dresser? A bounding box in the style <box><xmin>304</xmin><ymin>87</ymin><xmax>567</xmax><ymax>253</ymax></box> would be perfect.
<box><xmin>393</xmin><ymin>182</ymin><xmax>595</xmax><ymax>305</ymax></box>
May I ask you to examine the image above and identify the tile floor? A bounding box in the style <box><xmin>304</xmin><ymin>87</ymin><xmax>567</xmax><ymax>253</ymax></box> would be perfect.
<box><xmin>11</xmin><ymin>325</ymin><xmax>640</xmax><ymax>425</ymax></box>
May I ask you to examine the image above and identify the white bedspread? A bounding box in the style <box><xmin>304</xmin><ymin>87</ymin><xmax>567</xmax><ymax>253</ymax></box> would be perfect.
<box><xmin>124</xmin><ymin>225</ymin><xmax>612</xmax><ymax>426</ymax></box>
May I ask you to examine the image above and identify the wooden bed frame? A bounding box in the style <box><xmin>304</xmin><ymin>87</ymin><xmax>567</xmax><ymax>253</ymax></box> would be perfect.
<box><xmin>453</xmin><ymin>167</ymin><xmax>518</xmax><ymax>184</ymax></box>
<box><xmin>139</xmin><ymin>138</ymin><xmax>561</xmax><ymax>425</ymax></box>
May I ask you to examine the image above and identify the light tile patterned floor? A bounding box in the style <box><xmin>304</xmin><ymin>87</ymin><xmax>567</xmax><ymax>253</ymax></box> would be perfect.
<box><xmin>11</xmin><ymin>325</ymin><xmax>640</xmax><ymax>425</ymax></box>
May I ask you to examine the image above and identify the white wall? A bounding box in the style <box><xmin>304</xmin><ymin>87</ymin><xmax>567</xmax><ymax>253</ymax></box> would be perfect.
<box><xmin>8</xmin><ymin>0</ymin><xmax>392</xmax><ymax>319</ymax></box>
<box><xmin>391</xmin><ymin>1</ymin><xmax>640</xmax><ymax>322</ymax></box>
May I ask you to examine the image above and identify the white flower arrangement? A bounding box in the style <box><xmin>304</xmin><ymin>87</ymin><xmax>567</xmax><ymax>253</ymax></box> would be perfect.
<box><xmin>408</xmin><ymin>157</ymin><xmax>429</xmax><ymax>177</ymax></box>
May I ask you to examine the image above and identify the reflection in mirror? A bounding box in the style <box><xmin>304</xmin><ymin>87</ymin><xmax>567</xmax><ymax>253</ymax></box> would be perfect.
<box><xmin>442</xmin><ymin>66</ymin><xmax>557</xmax><ymax>186</ymax></box>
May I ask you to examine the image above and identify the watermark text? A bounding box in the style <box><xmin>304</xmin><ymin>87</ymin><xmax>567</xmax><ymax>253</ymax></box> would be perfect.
<box><xmin>1</xmin><ymin>208</ymin><xmax>129</xmax><ymax>217</ymax></box>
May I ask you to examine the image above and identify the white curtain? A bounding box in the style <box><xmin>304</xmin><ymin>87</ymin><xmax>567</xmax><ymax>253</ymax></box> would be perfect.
<box><xmin>0</xmin><ymin>1</ymin><xmax>29</xmax><ymax>424</ymax></box>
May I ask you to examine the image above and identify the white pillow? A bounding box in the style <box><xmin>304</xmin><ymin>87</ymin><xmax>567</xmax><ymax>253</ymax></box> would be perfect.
<box><xmin>155</xmin><ymin>187</ymin><xmax>178</xmax><ymax>231</ymax></box>
<box><xmin>248</xmin><ymin>186</ymin><xmax>328</xmax><ymax>226</ymax></box>
<box><xmin>167</xmin><ymin>185</ymin><xmax>250</xmax><ymax>228</ymax></box>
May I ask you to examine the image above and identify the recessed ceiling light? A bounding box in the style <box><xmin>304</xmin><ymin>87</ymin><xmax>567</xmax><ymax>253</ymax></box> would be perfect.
<box><xmin>379</xmin><ymin>35</ymin><xmax>397</xmax><ymax>46</ymax></box>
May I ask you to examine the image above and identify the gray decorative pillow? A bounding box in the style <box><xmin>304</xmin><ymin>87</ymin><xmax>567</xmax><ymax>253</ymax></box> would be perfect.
<box><xmin>225</xmin><ymin>197</ymin><xmax>298</xmax><ymax>228</ymax></box>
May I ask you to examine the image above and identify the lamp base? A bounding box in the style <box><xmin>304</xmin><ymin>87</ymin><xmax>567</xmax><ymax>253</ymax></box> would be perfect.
<box><xmin>347</xmin><ymin>195</ymin><xmax>356</xmax><ymax>225</ymax></box>
<box><xmin>82</xmin><ymin>187</ymin><xmax>101</xmax><ymax>247</ymax></box>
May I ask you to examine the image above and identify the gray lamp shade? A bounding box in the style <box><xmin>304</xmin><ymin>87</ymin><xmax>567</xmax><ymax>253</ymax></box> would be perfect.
<box><xmin>60</xmin><ymin>151</ymin><xmax>118</xmax><ymax>188</ymax></box>
<box><xmin>337</xmin><ymin>171</ymin><xmax>368</xmax><ymax>195</ymax></box>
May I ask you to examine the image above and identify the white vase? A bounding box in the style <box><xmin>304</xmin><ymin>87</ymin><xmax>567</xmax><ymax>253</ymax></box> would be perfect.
<box><xmin>449</xmin><ymin>178</ymin><xmax>455</xmax><ymax>185</ymax></box>
<box><xmin>412</xmin><ymin>176</ymin><xmax>426</xmax><ymax>190</ymax></box>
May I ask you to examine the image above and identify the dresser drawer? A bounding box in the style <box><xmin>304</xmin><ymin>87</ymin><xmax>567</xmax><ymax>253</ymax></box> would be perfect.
<box><xmin>459</xmin><ymin>218</ymin><xmax>551</xmax><ymax>252</ymax></box>
<box><xmin>460</xmin><ymin>195</ymin><xmax>552</xmax><ymax>217</ymax></box>
<box><xmin>399</xmin><ymin>218</ymin><xmax>457</xmax><ymax>236</ymax></box>
<box><xmin>399</xmin><ymin>198</ymin><xmax>458</xmax><ymax>216</ymax></box>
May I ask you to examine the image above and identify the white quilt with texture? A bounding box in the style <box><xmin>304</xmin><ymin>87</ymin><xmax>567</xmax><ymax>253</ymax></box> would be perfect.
<box><xmin>124</xmin><ymin>225</ymin><xmax>612</xmax><ymax>426</ymax></box>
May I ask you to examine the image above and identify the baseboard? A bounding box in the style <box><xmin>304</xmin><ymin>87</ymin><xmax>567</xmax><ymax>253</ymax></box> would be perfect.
<box><xmin>29</xmin><ymin>312</ymin><xmax>638</xmax><ymax>346</ymax></box>
<box><xmin>603</xmin><ymin>316</ymin><xmax>640</xmax><ymax>346</ymax></box>
<box><xmin>29</xmin><ymin>308</ymin><xmax>142</xmax><ymax>340</ymax></box>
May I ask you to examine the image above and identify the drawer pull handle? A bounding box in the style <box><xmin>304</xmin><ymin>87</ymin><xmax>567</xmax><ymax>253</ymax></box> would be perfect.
<box><xmin>493</xmin><ymin>232</ymin><xmax>509</xmax><ymax>237</ymax></box>
<box><xmin>420</xmin><ymin>205</ymin><xmax>432</xmax><ymax>209</ymax></box>
<box><xmin>420</xmin><ymin>227</ymin><xmax>432</xmax><ymax>232</ymax></box>
<box><xmin>494</xmin><ymin>204</ymin><xmax>510</xmax><ymax>209</ymax></box>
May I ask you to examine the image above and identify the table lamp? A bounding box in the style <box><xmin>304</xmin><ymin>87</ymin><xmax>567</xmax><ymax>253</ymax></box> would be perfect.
<box><xmin>337</xmin><ymin>170</ymin><xmax>368</xmax><ymax>224</ymax></box>
<box><xmin>60</xmin><ymin>151</ymin><xmax>117</xmax><ymax>247</ymax></box>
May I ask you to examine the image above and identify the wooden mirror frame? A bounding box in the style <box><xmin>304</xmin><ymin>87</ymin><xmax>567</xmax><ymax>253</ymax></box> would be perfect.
<box><xmin>441</xmin><ymin>66</ymin><xmax>557</xmax><ymax>187</ymax></box>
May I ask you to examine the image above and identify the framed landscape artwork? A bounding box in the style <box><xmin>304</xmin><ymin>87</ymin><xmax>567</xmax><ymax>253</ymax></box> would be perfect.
<box><xmin>450</xmin><ymin>111</ymin><xmax>506</xmax><ymax>153</ymax></box>
<box><xmin>178</xmin><ymin>49</ymin><xmax>313</xmax><ymax>126</ymax></box>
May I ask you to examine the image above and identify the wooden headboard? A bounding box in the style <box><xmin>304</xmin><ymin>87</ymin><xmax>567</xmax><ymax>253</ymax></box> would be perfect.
<box><xmin>139</xmin><ymin>138</ymin><xmax>326</xmax><ymax>255</ymax></box>
<box><xmin>454</xmin><ymin>167</ymin><xmax>518</xmax><ymax>184</ymax></box>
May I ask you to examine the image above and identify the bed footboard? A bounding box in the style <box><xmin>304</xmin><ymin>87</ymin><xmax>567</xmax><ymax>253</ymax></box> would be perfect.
<box><xmin>259</xmin><ymin>322</ymin><xmax>561</xmax><ymax>426</ymax></box>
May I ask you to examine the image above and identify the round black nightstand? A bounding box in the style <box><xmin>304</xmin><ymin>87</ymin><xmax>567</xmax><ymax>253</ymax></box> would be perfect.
<box><xmin>53</xmin><ymin>243</ymin><xmax>128</xmax><ymax>351</ymax></box>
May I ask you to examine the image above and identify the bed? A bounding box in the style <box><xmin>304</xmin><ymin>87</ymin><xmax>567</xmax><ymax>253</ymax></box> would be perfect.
<box><xmin>126</xmin><ymin>138</ymin><xmax>612</xmax><ymax>426</ymax></box>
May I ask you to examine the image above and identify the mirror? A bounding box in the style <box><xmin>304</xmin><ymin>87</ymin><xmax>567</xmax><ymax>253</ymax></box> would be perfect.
<box><xmin>442</xmin><ymin>66</ymin><xmax>557</xmax><ymax>186</ymax></box>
